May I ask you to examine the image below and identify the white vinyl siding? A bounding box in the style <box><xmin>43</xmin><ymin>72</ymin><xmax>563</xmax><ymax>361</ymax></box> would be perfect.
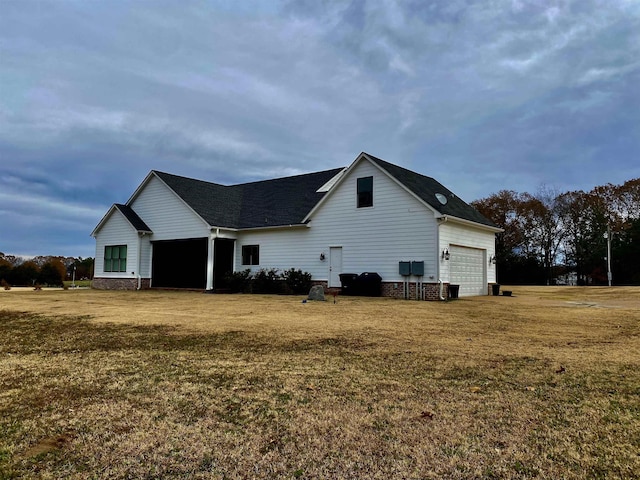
<box><xmin>139</xmin><ymin>235</ymin><xmax>152</xmax><ymax>277</ymax></box>
<box><xmin>130</xmin><ymin>175</ymin><xmax>210</xmax><ymax>241</ymax></box>
<box><xmin>236</xmin><ymin>160</ymin><xmax>438</xmax><ymax>283</ymax></box>
<box><xmin>94</xmin><ymin>210</ymin><xmax>137</xmax><ymax>277</ymax></box>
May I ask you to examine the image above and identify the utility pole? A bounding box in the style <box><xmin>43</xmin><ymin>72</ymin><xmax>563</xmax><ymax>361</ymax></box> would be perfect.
<box><xmin>604</xmin><ymin>226</ymin><xmax>612</xmax><ymax>287</ymax></box>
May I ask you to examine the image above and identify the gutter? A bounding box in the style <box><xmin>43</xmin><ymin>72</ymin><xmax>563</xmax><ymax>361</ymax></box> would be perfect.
<box><xmin>437</xmin><ymin>214</ymin><xmax>503</xmax><ymax>233</ymax></box>
<box><xmin>235</xmin><ymin>223</ymin><xmax>310</xmax><ymax>232</ymax></box>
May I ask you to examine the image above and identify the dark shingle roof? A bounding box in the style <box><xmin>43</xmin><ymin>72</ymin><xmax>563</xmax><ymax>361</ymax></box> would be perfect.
<box><xmin>234</xmin><ymin>170</ymin><xmax>345</xmax><ymax>228</ymax></box>
<box><xmin>153</xmin><ymin>168</ymin><xmax>344</xmax><ymax>229</ymax></box>
<box><xmin>364</xmin><ymin>153</ymin><xmax>498</xmax><ymax>228</ymax></box>
<box><xmin>147</xmin><ymin>154</ymin><xmax>496</xmax><ymax>230</ymax></box>
<box><xmin>114</xmin><ymin>204</ymin><xmax>152</xmax><ymax>232</ymax></box>
<box><xmin>153</xmin><ymin>172</ymin><xmax>243</xmax><ymax>228</ymax></box>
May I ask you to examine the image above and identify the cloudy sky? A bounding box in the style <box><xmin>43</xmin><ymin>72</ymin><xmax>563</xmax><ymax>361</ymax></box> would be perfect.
<box><xmin>1</xmin><ymin>0</ymin><xmax>639</xmax><ymax>258</ymax></box>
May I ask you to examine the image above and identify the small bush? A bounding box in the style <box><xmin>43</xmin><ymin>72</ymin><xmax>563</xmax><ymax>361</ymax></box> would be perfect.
<box><xmin>1</xmin><ymin>279</ymin><xmax>10</xmax><ymax>290</ymax></box>
<box><xmin>225</xmin><ymin>269</ymin><xmax>253</xmax><ymax>293</ymax></box>
<box><xmin>282</xmin><ymin>268</ymin><xmax>313</xmax><ymax>295</ymax></box>
<box><xmin>252</xmin><ymin>268</ymin><xmax>282</xmax><ymax>294</ymax></box>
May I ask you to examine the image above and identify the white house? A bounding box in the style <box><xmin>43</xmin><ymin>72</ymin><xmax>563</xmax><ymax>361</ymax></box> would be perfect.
<box><xmin>91</xmin><ymin>152</ymin><xmax>501</xmax><ymax>299</ymax></box>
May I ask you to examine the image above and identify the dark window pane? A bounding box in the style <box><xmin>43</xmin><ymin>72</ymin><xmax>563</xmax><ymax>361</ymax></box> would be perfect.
<box><xmin>357</xmin><ymin>176</ymin><xmax>373</xmax><ymax>208</ymax></box>
<box><xmin>242</xmin><ymin>245</ymin><xmax>259</xmax><ymax>265</ymax></box>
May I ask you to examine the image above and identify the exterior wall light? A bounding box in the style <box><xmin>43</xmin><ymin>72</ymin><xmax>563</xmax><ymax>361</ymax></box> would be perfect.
<box><xmin>442</xmin><ymin>248</ymin><xmax>450</xmax><ymax>260</ymax></box>
<box><xmin>489</xmin><ymin>254</ymin><xmax>497</xmax><ymax>264</ymax></box>
<box><xmin>320</xmin><ymin>252</ymin><xmax>326</xmax><ymax>261</ymax></box>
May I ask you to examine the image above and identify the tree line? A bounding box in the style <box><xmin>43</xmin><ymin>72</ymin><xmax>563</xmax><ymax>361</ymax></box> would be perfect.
<box><xmin>3</xmin><ymin>176</ymin><xmax>638</xmax><ymax>289</ymax></box>
<box><xmin>471</xmin><ymin>178</ymin><xmax>640</xmax><ymax>286</ymax></box>
<box><xmin>0</xmin><ymin>254</ymin><xmax>94</xmax><ymax>288</ymax></box>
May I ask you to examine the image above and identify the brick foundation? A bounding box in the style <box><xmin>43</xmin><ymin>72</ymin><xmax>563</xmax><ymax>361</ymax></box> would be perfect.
<box><xmin>311</xmin><ymin>280</ymin><xmax>457</xmax><ymax>301</ymax></box>
<box><xmin>92</xmin><ymin>277</ymin><xmax>150</xmax><ymax>290</ymax></box>
<box><xmin>93</xmin><ymin>277</ymin><xmax>489</xmax><ymax>300</ymax></box>
<box><xmin>311</xmin><ymin>280</ymin><xmax>329</xmax><ymax>290</ymax></box>
<box><xmin>381</xmin><ymin>281</ymin><xmax>450</xmax><ymax>301</ymax></box>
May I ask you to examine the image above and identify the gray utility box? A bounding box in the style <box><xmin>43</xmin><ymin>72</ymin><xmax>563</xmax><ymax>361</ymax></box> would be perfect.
<box><xmin>399</xmin><ymin>261</ymin><xmax>411</xmax><ymax>276</ymax></box>
<box><xmin>411</xmin><ymin>261</ymin><xmax>424</xmax><ymax>276</ymax></box>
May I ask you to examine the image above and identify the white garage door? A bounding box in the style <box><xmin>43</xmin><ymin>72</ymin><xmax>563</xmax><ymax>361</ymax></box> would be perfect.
<box><xmin>450</xmin><ymin>246</ymin><xmax>486</xmax><ymax>297</ymax></box>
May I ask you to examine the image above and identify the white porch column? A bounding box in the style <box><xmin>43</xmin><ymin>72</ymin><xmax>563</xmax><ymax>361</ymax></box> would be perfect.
<box><xmin>206</xmin><ymin>235</ymin><xmax>215</xmax><ymax>290</ymax></box>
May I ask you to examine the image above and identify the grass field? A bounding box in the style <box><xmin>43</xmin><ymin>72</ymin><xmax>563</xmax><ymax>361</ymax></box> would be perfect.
<box><xmin>0</xmin><ymin>287</ymin><xmax>638</xmax><ymax>479</ymax></box>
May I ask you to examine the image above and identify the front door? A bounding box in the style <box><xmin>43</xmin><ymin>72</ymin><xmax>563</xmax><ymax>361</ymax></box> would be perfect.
<box><xmin>329</xmin><ymin>247</ymin><xmax>342</xmax><ymax>287</ymax></box>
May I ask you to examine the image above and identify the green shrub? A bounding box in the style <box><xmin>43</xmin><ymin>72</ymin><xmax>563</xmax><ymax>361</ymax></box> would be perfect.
<box><xmin>282</xmin><ymin>268</ymin><xmax>313</xmax><ymax>295</ymax></box>
<box><xmin>224</xmin><ymin>269</ymin><xmax>253</xmax><ymax>293</ymax></box>
<box><xmin>252</xmin><ymin>268</ymin><xmax>282</xmax><ymax>294</ymax></box>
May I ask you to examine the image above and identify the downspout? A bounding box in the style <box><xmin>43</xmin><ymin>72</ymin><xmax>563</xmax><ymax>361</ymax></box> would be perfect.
<box><xmin>137</xmin><ymin>232</ymin><xmax>144</xmax><ymax>290</ymax></box>
<box><xmin>437</xmin><ymin>216</ymin><xmax>446</xmax><ymax>300</ymax></box>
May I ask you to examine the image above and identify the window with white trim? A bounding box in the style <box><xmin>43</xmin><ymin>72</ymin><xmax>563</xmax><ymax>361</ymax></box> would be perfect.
<box><xmin>242</xmin><ymin>245</ymin><xmax>259</xmax><ymax>265</ymax></box>
<box><xmin>104</xmin><ymin>245</ymin><xmax>127</xmax><ymax>272</ymax></box>
<box><xmin>357</xmin><ymin>176</ymin><xmax>373</xmax><ymax>208</ymax></box>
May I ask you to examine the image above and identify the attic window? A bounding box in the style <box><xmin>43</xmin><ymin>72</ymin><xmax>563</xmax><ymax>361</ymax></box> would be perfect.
<box><xmin>357</xmin><ymin>176</ymin><xmax>373</xmax><ymax>208</ymax></box>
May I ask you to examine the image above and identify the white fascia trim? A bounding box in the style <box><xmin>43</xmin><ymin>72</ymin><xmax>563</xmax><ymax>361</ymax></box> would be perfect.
<box><xmin>237</xmin><ymin>223</ymin><xmax>310</xmax><ymax>233</ymax></box>
<box><xmin>302</xmin><ymin>152</ymin><xmax>372</xmax><ymax>222</ymax></box>
<box><xmin>90</xmin><ymin>204</ymin><xmax>146</xmax><ymax>237</ymax></box>
<box><xmin>303</xmin><ymin>152</ymin><xmax>443</xmax><ymax>223</ymax></box>
<box><xmin>360</xmin><ymin>152</ymin><xmax>443</xmax><ymax>217</ymax></box>
<box><xmin>316</xmin><ymin>168</ymin><xmax>348</xmax><ymax>192</ymax></box>
<box><xmin>125</xmin><ymin>171</ymin><xmax>156</xmax><ymax>205</ymax></box>
<box><xmin>133</xmin><ymin>171</ymin><xmax>211</xmax><ymax>229</ymax></box>
<box><xmin>437</xmin><ymin>214</ymin><xmax>504</xmax><ymax>233</ymax></box>
<box><xmin>90</xmin><ymin>204</ymin><xmax>117</xmax><ymax>237</ymax></box>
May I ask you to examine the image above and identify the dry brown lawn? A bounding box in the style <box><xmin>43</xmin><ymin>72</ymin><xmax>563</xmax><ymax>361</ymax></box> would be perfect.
<box><xmin>0</xmin><ymin>286</ymin><xmax>638</xmax><ymax>479</ymax></box>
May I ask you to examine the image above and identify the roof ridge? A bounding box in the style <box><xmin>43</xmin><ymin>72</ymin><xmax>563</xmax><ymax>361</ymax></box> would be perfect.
<box><xmin>233</xmin><ymin>167</ymin><xmax>345</xmax><ymax>188</ymax></box>
<box><xmin>364</xmin><ymin>153</ymin><xmax>441</xmax><ymax>185</ymax></box>
<box><xmin>153</xmin><ymin>170</ymin><xmax>228</xmax><ymax>188</ymax></box>
<box><xmin>153</xmin><ymin>167</ymin><xmax>345</xmax><ymax>189</ymax></box>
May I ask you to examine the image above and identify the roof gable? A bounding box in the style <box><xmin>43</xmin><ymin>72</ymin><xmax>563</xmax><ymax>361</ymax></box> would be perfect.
<box><xmin>364</xmin><ymin>154</ymin><xmax>498</xmax><ymax>228</ymax></box>
<box><xmin>91</xmin><ymin>203</ymin><xmax>152</xmax><ymax>237</ymax></box>
<box><xmin>303</xmin><ymin>152</ymin><xmax>498</xmax><ymax>229</ymax></box>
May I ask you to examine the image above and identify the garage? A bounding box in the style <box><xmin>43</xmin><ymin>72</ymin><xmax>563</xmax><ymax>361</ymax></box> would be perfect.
<box><xmin>151</xmin><ymin>238</ymin><xmax>207</xmax><ymax>289</ymax></box>
<box><xmin>450</xmin><ymin>245</ymin><xmax>486</xmax><ymax>297</ymax></box>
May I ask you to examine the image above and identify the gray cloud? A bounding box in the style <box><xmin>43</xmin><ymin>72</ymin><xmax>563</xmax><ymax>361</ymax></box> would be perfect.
<box><xmin>1</xmin><ymin>0</ymin><xmax>638</xmax><ymax>256</ymax></box>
